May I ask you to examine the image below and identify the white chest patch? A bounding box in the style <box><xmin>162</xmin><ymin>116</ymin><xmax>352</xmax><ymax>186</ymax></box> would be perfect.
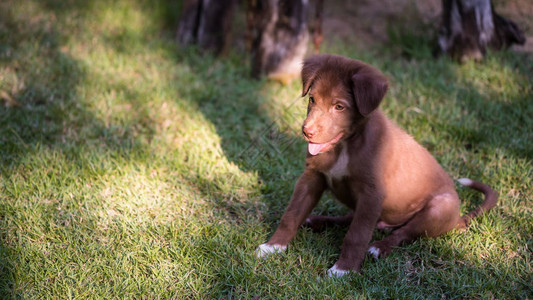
<box><xmin>325</xmin><ymin>144</ymin><xmax>349</xmax><ymax>187</ymax></box>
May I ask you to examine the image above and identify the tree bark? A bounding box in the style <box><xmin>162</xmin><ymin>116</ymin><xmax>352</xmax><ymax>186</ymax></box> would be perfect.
<box><xmin>249</xmin><ymin>0</ymin><xmax>309</xmax><ymax>83</ymax></box>
<box><xmin>437</xmin><ymin>0</ymin><xmax>526</xmax><ymax>62</ymax></box>
<box><xmin>177</xmin><ymin>0</ymin><xmax>236</xmax><ymax>54</ymax></box>
<box><xmin>312</xmin><ymin>0</ymin><xmax>324</xmax><ymax>54</ymax></box>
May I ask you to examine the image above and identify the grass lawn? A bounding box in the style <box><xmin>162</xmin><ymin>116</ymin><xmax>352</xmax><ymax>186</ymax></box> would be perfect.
<box><xmin>1</xmin><ymin>0</ymin><xmax>531</xmax><ymax>298</ymax></box>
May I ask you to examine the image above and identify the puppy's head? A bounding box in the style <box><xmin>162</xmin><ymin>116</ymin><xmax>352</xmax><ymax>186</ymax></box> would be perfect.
<box><xmin>301</xmin><ymin>54</ymin><xmax>388</xmax><ymax>155</ymax></box>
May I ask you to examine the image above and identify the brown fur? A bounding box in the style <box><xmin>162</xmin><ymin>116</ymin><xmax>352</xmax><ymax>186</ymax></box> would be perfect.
<box><xmin>257</xmin><ymin>54</ymin><xmax>498</xmax><ymax>276</ymax></box>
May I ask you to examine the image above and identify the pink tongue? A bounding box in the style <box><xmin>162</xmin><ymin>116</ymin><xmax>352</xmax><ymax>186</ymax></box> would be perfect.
<box><xmin>308</xmin><ymin>142</ymin><xmax>327</xmax><ymax>155</ymax></box>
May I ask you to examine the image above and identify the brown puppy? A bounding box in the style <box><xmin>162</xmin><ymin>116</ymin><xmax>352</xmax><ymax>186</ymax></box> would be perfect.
<box><xmin>256</xmin><ymin>54</ymin><xmax>498</xmax><ymax>277</ymax></box>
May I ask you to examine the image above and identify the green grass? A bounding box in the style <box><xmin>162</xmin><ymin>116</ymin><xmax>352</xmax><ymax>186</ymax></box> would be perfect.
<box><xmin>1</xmin><ymin>0</ymin><xmax>531</xmax><ymax>298</ymax></box>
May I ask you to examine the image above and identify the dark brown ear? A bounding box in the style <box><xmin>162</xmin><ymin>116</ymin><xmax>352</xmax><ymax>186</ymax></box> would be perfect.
<box><xmin>301</xmin><ymin>55</ymin><xmax>326</xmax><ymax>97</ymax></box>
<box><xmin>351</xmin><ymin>72</ymin><xmax>388</xmax><ymax>116</ymax></box>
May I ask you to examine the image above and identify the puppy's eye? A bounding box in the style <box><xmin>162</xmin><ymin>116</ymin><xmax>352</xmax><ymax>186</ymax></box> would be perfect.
<box><xmin>309</xmin><ymin>97</ymin><xmax>315</xmax><ymax>104</ymax></box>
<box><xmin>335</xmin><ymin>104</ymin><xmax>345</xmax><ymax>111</ymax></box>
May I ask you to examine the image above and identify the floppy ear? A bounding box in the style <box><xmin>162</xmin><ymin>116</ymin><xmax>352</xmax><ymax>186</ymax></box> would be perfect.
<box><xmin>301</xmin><ymin>55</ymin><xmax>326</xmax><ymax>97</ymax></box>
<box><xmin>351</xmin><ymin>72</ymin><xmax>388</xmax><ymax>116</ymax></box>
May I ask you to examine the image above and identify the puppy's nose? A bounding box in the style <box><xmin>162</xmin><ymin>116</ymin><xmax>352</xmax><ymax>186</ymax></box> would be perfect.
<box><xmin>302</xmin><ymin>125</ymin><xmax>316</xmax><ymax>139</ymax></box>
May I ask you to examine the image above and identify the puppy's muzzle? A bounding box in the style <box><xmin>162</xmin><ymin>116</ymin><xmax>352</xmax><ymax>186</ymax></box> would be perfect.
<box><xmin>302</xmin><ymin>125</ymin><xmax>316</xmax><ymax>139</ymax></box>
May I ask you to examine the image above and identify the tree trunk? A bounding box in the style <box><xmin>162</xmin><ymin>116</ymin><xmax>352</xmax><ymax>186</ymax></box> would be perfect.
<box><xmin>177</xmin><ymin>0</ymin><xmax>236</xmax><ymax>54</ymax></box>
<box><xmin>437</xmin><ymin>0</ymin><xmax>526</xmax><ymax>62</ymax></box>
<box><xmin>312</xmin><ymin>0</ymin><xmax>324</xmax><ymax>54</ymax></box>
<box><xmin>250</xmin><ymin>0</ymin><xmax>309</xmax><ymax>83</ymax></box>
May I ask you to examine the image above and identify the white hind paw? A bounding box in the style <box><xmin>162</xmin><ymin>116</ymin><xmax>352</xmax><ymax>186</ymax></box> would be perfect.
<box><xmin>367</xmin><ymin>246</ymin><xmax>380</xmax><ymax>259</ymax></box>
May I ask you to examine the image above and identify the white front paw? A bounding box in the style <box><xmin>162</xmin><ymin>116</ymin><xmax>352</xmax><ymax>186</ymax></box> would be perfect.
<box><xmin>327</xmin><ymin>264</ymin><xmax>349</xmax><ymax>278</ymax></box>
<box><xmin>255</xmin><ymin>243</ymin><xmax>287</xmax><ymax>258</ymax></box>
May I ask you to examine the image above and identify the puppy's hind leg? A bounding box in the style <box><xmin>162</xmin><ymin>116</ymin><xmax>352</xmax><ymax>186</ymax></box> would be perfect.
<box><xmin>368</xmin><ymin>193</ymin><xmax>461</xmax><ymax>258</ymax></box>
<box><xmin>304</xmin><ymin>211</ymin><xmax>354</xmax><ymax>232</ymax></box>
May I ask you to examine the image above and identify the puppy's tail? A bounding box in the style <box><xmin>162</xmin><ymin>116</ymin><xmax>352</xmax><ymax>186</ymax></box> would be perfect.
<box><xmin>455</xmin><ymin>178</ymin><xmax>498</xmax><ymax>229</ymax></box>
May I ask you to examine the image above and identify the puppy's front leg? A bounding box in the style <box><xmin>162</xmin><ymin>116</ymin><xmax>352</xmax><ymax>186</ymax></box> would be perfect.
<box><xmin>256</xmin><ymin>170</ymin><xmax>326</xmax><ymax>258</ymax></box>
<box><xmin>328</xmin><ymin>185</ymin><xmax>383</xmax><ymax>277</ymax></box>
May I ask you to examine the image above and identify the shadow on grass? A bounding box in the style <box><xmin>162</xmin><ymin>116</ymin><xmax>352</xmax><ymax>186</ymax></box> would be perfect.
<box><xmin>0</xmin><ymin>2</ymin><xmax>85</xmax><ymax>295</ymax></box>
<box><xmin>0</xmin><ymin>1</ymin><xmax>163</xmax><ymax>296</ymax></box>
<box><xmin>0</xmin><ymin>0</ymin><xmax>161</xmax><ymax>166</ymax></box>
<box><xmin>1</xmin><ymin>0</ymin><xmax>307</xmax><ymax>296</ymax></box>
<box><xmin>454</xmin><ymin>52</ymin><xmax>533</xmax><ymax>160</ymax></box>
<box><xmin>385</xmin><ymin>11</ymin><xmax>532</xmax><ymax>161</ymax></box>
<box><xmin>168</xmin><ymin>49</ymin><xmax>308</xmax><ymax>221</ymax></box>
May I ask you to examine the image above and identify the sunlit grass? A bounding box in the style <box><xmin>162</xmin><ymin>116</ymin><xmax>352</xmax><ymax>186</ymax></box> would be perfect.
<box><xmin>1</xmin><ymin>0</ymin><xmax>531</xmax><ymax>298</ymax></box>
